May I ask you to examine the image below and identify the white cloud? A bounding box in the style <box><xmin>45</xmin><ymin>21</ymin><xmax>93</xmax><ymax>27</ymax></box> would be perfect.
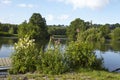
<box><xmin>45</xmin><ymin>14</ymin><xmax>69</xmax><ymax>22</ymax></box>
<box><xmin>18</xmin><ymin>3</ymin><xmax>34</xmax><ymax>8</ymax></box>
<box><xmin>0</xmin><ymin>14</ymin><xmax>14</xmax><ymax>23</ymax></box>
<box><xmin>52</xmin><ymin>0</ymin><xmax>110</xmax><ymax>9</ymax></box>
<box><xmin>57</xmin><ymin>14</ymin><xmax>69</xmax><ymax>20</ymax></box>
<box><xmin>27</xmin><ymin>4</ymin><xmax>34</xmax><ymax>8</ymax></box>
<box><xmin>0</xmin><ymin>19</ymin><xmax>3</xmax><ymax>22</ymax></box>
<box><xmin>0</xmin><ymin>17</ymin><xmax>9</xmax><ymax>23</ymax></box>
<box><xmin>0</xmin><ymin>0</ymin><xmax>12</xmax><ymax>5</ymax></box>
<box><xmin>46</xmin><ymin>14</ymin><xmax>54</xmax><ymax>21</ymax></box>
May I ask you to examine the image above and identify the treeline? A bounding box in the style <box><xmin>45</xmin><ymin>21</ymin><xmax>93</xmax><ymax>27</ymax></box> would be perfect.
<box><xmin>0</xmin><ymin>22</ymin><xmax>67</xmax><ymax>37</ymax></box>
<box><xmin>48</xmin><ymin>25</ymin><xmax>66</xmax><ymax>35</ymax></box>
<box><xmin>67</xmin><ymin>18</ymin><xmax>120</xmax><ymax>41</ymax></box>
<box><xmin>0</xmin><ymin>23</ymin><xmax>18</xmax><ymax>36</ymax></box>
<box><xmin>1</xmin><ymin>15</ymin><xmax>120</xmax><ymax>41</ymax></box>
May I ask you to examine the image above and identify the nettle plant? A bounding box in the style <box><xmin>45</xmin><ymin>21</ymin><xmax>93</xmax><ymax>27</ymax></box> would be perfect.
<box><xmin>11</xmin><ymin>36</ymin><xmax>38</xmax><ymax>74</ymax></box>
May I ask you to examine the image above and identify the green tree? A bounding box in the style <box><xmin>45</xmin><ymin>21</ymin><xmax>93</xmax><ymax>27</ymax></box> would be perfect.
<box><xmin>99</xmin><ymin>24</ymin><xmax>110</xmax><ymax>39</ymax></box>
<box><xmin>18</xmin><ymin>21</ymin><xmax>28</xmax><ymax>38</ymax></box>
<box><xmin>8</xmin><ymin>27</ymin><xmax>14</xmax><ymax>34</ymax></box>
<box><xmin>78</xmin><ymin>27</ymin><xmax>98</xmax><ymax>42</ymax></box>
<box><xmin>67</xmin><ymin>18</ymin><xmax>87</xmax><ymax>41</ymax></box>
<box><xmin>29</xmin><ymin>13</ymin><xmax>48</xmax><ymax>40</ymax></box>
<box><xmin>47</xmin><ymin>25</ymin><xmax>66</xmax><ymax>35</ymax></box>
<box><xmin>111</xmin><ymin>27</ymin><xmax>120</xmax><ymax>41</ymax></box>
<box><xmin>77</xmin><ymin>27</ymin><xmax>106</xmax><ymax>42</ymax></box>
<box><xmin>18</xmin><ymin>13</ymin><xmax>48</xmax><ymax>41</ymax></box>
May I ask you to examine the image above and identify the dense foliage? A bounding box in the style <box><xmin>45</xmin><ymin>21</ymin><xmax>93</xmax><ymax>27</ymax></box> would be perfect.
<box><xmin>18</xmin><ymin>13</ymin><xmax>48</xmax><ymax>41</ymax></box>
<box><xmin>48</xmin><ymin>25</ymin><xmax>66</xmax><ymax>35</ymax></box>
<box><xmin>67</xmin><ymin>18</ymin><xmax>91</xmax><ymax>41</ymax></box>
<box><xmin>11</xmin><ymin>37</ymin><xmax>68</xmax><ymax>74</ymax></box>
<box><xmin>77</xmin><ymin>27</ymin><xmax>110</xmax><ymax>42</ymax></box>
<box><xmin>66</xmin><ymin>18</ymin><xmax>120</xmax><ymax>42</ymax></box>
<box><xmin>10</xmin><ymin>37</ymin><xmax>39</xmax><ymax>74</ymax></box>
<box><xmin>36</xmin><ymin>40</ymin><xmax>68</xmax><ymax>74</ymax></box>
<box><xmin>0</xmin><ymin>23</ymin><xmax>18</xmax><ymax>36</ymax></box>
<box><xmin>0</xmin><ymin>23</ymin><xmax>18</xmax><ymax>34</ymax></box>
<box><xmin>65</xmin><ymin>40</ymin><xmax>103</xmax><ymax>70</ymax></box>
<box><xmin>11</xmin><ymin>36</ymin><xmax>103</xmax><ymax>74</ymax></box>
<box><xmin>9</xmin><ymin>13</ymin><xmax>120</xmax><ymax>75</ymax></box>
<box><xmin>111</xmin><ymin>27</ymin><xmax>120</xmax><ymax>41</ymax></box>
<box><xmin>0</xmin><ymin>32</ymin><xmax>15</xmax><ymax>37</ymax></box>
<box><xmin>65</xmin><ymin>41</ymin><xmax>96</xmax><ymax>69</ymax></box>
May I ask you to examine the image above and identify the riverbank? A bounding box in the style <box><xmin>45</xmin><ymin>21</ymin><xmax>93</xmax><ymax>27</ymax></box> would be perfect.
<box><xmin>6</xmin><ymin>70</ymin><xmax>120</xmax><ymax>80</ymax></box>
<box><xmin>0</xmin><ymin>32</ymin><xmax>17</xmax><ymax>37</ymax></box>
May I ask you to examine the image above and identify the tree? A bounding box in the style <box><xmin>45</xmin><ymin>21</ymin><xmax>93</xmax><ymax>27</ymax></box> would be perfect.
<box><xmin>111</xmin><ymin>27</ymin><xmax>120</xmax><ymax>41</ymax></box>
<box><xmin>99</xmin><ymin>24</ymin><xmax>110</xmax><ymax>39</ymax></box>
<box><xmin>18</xmin><ymin>20</ymin><xmax>28</xmax><ymax>38</ymax></box>
<box><xmin>18</xmin><ymin>13</ymin><xmax>48</xmax><ymax>41</ymax></box>
<box><xmin>67</xmin><ymin>18</ymin><xmax>87</xmax><ymax>41</ymax></box>
<box><xmin>47</xmin><ymin>25</ymin><xmax>66</xmax><ymax>35</ymax></box>
<box><xmin>8</xmin><ymin>27</ymin><xmax>14</xmax><ymax>34</ymax></box>
<box><xmin>78</xmin><ymin>27</ymin><xmax>98</xmax><ymax>42</ymax></box>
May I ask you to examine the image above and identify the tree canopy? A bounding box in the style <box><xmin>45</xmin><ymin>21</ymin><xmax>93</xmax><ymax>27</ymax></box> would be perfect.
<box><xmin>18</xmin><ymin>13</ymin><xmax>48</xmax><ymax>41</ymax></box>
<box><xmin>111</xmin><ymin>27</ymin><xmax>120</xmax><ymax>41</ymax></box>
<box><xmin>67</xmin><ymin>18</ymin><xmax>91</xmax><ymax>41</ymax></box>
<box><xmin>47</xmin><ymin>25</ymin><xmax>66</xmax><ymax>35</ymax></box>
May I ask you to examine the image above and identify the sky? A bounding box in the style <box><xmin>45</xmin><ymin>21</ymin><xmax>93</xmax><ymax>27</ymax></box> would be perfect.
<box><xmin>0</xmin><ymin>0</ymin><xmax>120</xmax><ymax>25</ymax></box>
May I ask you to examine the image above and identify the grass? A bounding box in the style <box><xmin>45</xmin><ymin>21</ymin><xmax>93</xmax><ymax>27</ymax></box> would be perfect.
<box><xmin>7</xmin><ymin>69</ymin><xmax>120</xmax><ymax>80</ymax></box>
<box><xmin>0</xmin><ymin>32</ymin><xmax>18</xmax><ymax>37</ymax></box>
<box><xmin>53</xmin><ymin>35</ymin><xmax>67</xmax><ymax>38</ymax></box>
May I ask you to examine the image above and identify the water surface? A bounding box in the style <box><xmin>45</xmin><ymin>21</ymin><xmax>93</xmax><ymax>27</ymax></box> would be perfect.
<box><xmin>0</xmin><ymin>37</ymin><xmax>120</xmax><ymax>72</ymax></box>
<box><xmin>0</xmin><ymin>37</ymin><xmax>17</xmax><ymax>57</ymax></box>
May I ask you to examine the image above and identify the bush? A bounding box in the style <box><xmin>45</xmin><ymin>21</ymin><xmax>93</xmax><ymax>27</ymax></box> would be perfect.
<box><xmin>77</xmin><ymin>28</ymin><xmax>105</xmax><ymax>42</ymax></box>
<box><xmin>36</xmin><ymin>40</ymin><xmax>68</xmax><ymax>74</ymax></box>
<box><xmin>10</xmin><ymin>36</ymin><xmax>103</xmax><ymax>74</ymax></box>
<box><xmin>65</xmin><ymin>41</ymin><xmax>99</xmax><ymax>70</ymax></box>
<box><xmin>11</xmin><ymin>36</ymin><xmax>39</xmax><ymax>74</ymax></box>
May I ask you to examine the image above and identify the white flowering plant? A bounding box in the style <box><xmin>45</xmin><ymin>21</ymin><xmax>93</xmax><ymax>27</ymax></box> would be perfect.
<box><xmin>11</xmin><ymin>36</ymin><xmax>39</xmax><ymax>74</ymax></box>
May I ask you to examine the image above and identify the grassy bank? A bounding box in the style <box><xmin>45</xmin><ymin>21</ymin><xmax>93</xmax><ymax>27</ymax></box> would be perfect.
<box><xmin>53</xmin><ymin>35</ymin><xmax>67</xmax><ymax>38</ymax></box>
<box><xmin>7</xmin><ymin>70</ymin><xmax>120</xmax><ymax>80</ymax></box>
<box><xmin>0</xmin><ymin>32</ymin><xmax>17</xmax><ymax>37</ymax></box>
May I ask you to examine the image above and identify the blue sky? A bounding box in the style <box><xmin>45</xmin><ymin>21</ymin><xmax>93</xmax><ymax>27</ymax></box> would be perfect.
<box><xmin>0</xmin><ymin>0</ymin><xmax>120</xmax><ymax>25</ymax></box>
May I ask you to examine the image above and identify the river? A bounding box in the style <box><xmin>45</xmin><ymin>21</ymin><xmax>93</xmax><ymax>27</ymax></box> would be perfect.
<box><xmin>0</xmin><ymin>37</ymin><xmax>120</xmax><ymax>72</ymax></box>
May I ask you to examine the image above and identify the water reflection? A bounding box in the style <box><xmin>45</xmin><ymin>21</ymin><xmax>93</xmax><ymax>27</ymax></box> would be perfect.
<box><xmin>0</xmin><ymin>37</ymin><xmax>17</xmax><ymax>57</ymax></box>
<box><xmin>96</xmin><ymin>50</ymin><xmax>120</xmax><ymax>72</ymax></box>
<box><xmin>0</xmin><ymin>37</ymin><xmax>17</xmax><ymax>47</ymax></box>
<box><xmin>110</xmin><ymin>41</ymin><xmax>120</xmax><ymax>52</ymax></box>
<box><xmin>89</xmin><ymin>40</ymin><xmax>120</xmax><ymax>52</ymax></box>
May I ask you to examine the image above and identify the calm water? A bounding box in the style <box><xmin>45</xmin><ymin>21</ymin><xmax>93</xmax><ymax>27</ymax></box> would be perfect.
<box><xmin>0</xmin><ymin>37</ymin><xmax>17</xmax><ymax>57</ymax></box>
<box><xmin>0</xmin><ymin>37</ymin><xmax>120</xmax><ymax>72</ymax></box>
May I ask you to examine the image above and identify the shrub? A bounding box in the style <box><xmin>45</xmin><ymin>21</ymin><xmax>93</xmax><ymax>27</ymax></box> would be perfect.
<box><xmin>65</xmin><ymin>41</ymin><xmax>99</xmax><ymax>70</ymax></box>
<box><xmin>77</xmin><ymin>28</ymin><xmax>105</xmax><ymax>42</ymax></box>
<box><xmin>36</xmin><ymin>39</ymin><xmax>68</xmax><ymax>74</ymax></box>
<box><xmin>111</xmin><ymin>27</ymin><xmax>120</xmax><ymax>41</ymax></box>
<box><xmin>10</xmin><ymin>36</ymin><xmax>103</xmax><ymax>74</ymax></box>
<box><xmin>10</xmin><ymin>36</ymin><xmax>39</xmax><ymax>74</ymax></box>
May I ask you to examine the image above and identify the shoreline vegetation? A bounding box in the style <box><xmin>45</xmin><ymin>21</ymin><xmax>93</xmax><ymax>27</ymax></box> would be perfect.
<box><xmin>7</xmin><ymin>70</ymin><xmax>120</xmax><ymax>80</ymax></box>
<box><xmin>0</xmin><ymin>32</ymin><xmax>17</xmax><ymax>37</ymax></box>
<box><xmin>0</xmin><ymin>13</ymin><xmax>120</xmax><ymax>79</ymax></box>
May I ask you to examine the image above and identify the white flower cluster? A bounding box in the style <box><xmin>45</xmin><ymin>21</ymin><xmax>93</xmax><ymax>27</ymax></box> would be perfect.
<box><xmin>14</xmin><ymin>37</ymin><xmax>35</xmax><ymax>50</ymax></box>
